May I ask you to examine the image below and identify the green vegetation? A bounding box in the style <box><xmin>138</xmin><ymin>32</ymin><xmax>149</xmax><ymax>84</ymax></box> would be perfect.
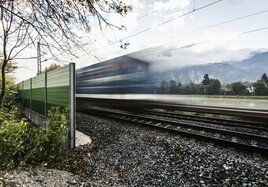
<box><xmin>157</xmin><ymin>73</ymin><xmax>268</xmax><ymax>96</ymax></box>
<box><xmin>0</xmin><ymin>107</ymin><xmax>86</xmax><ymax>173</ymax></box>
<box><xmin>1</xmin><ymin>113</ymin><xmax>82</xmax><ymax>171</ymax></box>
<box><xmin>0</xmin><ymin>67</ymin><xmax>85</xmax><ymax>173</ymax></box>
<box><xmin>0</xmin><ymin>0</ymin><xmax>132</xmax><ymax>174</ymax></box>
<box><xmin>0</xmin><ymin>62</ymin><xmax>17</xmax><ymax>108</ymax></box>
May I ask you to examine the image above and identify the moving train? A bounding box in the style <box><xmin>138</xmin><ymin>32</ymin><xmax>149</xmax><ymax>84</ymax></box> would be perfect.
<box><xmin>76</xmin><ymin>55</ymin><xmax>155</xmax><ymax>94</ymax></box>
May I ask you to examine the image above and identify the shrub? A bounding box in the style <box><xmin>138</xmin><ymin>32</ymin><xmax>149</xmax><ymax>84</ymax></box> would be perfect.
<box><xmin>0</xmin><ymin>107</ymin><xmax>77</xmax><ymax>170</ymax></box>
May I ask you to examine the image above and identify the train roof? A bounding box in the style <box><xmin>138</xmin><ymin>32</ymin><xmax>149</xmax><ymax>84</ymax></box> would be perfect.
<box><xmin>77</xmin><ymin>55</ymin><xmax>149</xmax><ymax>71</ymax></box>
<box><xmin>77</xmin><ymin>55</ymin><xmax>149</xmax><ymax>72</ymax></box>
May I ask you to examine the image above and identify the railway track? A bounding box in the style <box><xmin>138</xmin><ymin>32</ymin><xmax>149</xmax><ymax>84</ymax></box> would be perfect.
<box><xmin>77</xmin><ymin>104</ymin><xmax>268</xmax><ymax>155</ymax></box>
<box><xmin>77</xmin><ymin>98</ymin><xmax>268</xmax><ymax>122</ymax></box>
<box><xmin>140</xmin><ymin>110</ymin><xmax>268</xmax><ymax>132</ymax></box>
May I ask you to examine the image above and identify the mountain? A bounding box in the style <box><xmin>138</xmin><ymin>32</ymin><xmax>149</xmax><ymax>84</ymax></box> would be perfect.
<box><xmin>152</xmin><ymin>51</ymin><xmax>268</xmax><ymax>84</ymax></box>
<box><xmin>230</xmin><ymin>51</ymin><xmax>268</xmax><ymax>70</ymax></box>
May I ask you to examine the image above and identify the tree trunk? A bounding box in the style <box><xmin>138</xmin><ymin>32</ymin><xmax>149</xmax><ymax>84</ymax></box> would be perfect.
<box><xmin>0</xmin><ymin>61</ymin><xmax>7</xmax><ymax>107</ymax></box>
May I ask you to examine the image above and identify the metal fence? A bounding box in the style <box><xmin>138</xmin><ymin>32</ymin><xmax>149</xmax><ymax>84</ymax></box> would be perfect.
<box><xmin>18</xmin><ymin>63</ymin><xmax>76</xmax><ymax>149</ymax></box>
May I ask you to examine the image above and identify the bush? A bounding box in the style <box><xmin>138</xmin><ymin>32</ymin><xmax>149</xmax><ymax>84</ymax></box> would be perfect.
<box><xmin>0</xmin><ymin>71</ymin><xmax>18</xmax><ymax>108</ymax></box>
<box><xmin>0</xmin><ymin>107</ymin><xmax>81</xmax><ymax>171</ymax></box>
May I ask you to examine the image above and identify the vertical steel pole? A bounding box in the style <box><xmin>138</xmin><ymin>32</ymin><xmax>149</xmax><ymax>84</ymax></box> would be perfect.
<box><xmin>30</xmin><ymin>78</ymin><xmax>32</xmax><ymax>110</ymax></box>
<box><xmin>37</xmin><ymin>41</ymin><xmax>42</xmax><ymax>75</ymax></box>
<box><xmin>44</xmin><ymin>72</ymin><xmax>47</xmax><ymax>117</ymax></box>
<box><xmin>69</xmin><ymin>63</ymin><xmax>76</xmax><ymax>149</ymax></box>
<box><xmin>22</xmin><ymin>81</ymin><xmax>24</xmax><ymax>106</ymax></box>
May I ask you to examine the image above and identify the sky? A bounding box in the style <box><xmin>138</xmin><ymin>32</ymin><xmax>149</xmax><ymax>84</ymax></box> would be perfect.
<box><xmin>14</xmin><ymin>0</ymin><xmax>268</xmax><ymax>82</ymax></box>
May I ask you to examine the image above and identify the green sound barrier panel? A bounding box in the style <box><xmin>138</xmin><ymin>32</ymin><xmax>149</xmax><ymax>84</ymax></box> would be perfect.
<box><xmin>18</xmin><ymin>63</ymin><xmax>76</xmax><ymax>149</ymax></box>
<box><xmin>32</xmin><ymin>74</ymin><xmax>45</xmax><ymax>115</ymax></box>
<box><xmin>47</xmin><ymin>65</ymin><xmax>69</xmax><ymax>109</ymax></box>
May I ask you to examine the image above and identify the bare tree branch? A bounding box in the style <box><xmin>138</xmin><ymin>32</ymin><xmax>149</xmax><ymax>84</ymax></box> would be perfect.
<box><xmin>0</xmin><ymin>0</ymin><xmax>131</xmax><ymax>105</ymax></box>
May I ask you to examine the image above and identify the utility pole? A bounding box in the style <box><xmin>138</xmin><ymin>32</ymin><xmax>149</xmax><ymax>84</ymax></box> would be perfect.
<box><xmin>37</xmin><ymin>41</ymin><xmax>42</xmax><ymax>75</ymax></box>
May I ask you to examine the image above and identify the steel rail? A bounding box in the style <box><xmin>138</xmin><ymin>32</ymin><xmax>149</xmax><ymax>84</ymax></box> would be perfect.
<box><xmin>77</xmin><ymin>106</ymin><xmax>268</xmax><ymax>155</ymax></box>
<box><xmin>76</xmin><ymin>98</ymin><xmax>268</xmax><ymax>121</ymax></box>
<box><xmin>141</xmin><ymin>110</ymin><xmax>268</xmax><ymax>131</ymax></box>
<box><xmin>86</xmin><ymin>107</ymin><xmax>268</xmax><ymax>143</ymax></box>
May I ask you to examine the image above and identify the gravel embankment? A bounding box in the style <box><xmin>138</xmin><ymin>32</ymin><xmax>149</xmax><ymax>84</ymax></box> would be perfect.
<box><xmin>0</xmin><ymin>167</ymin><xmax>83</xmax><ymax>187</ymax></box>
<box><xmin>1</xmin><ymin>113</ymin><xmax>267</xmax><ymax>187</ymax></box>
<box><xmin>77</xmin><ymin>113</ymin><xmax>268</xmax><ymax>187</ymax></box>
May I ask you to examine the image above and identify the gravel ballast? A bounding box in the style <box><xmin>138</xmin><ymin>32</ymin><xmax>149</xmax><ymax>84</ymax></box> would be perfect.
<box><xmin>77</xmin><ymin>113</ymin><xmax>268</xmax><ymax>187</ymax></box>
<box><xmin>1</xmin><ymin>113</ymin><xmax>267</xmax><ymax>186</ymax></box>
<box><xmin>0</xmin><ymin>167</ymin><xmax>83</xmax><ymax>187</ymax></box>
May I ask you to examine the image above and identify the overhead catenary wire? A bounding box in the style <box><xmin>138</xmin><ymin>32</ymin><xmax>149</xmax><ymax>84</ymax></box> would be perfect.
<box><xmin>92</xmin><ymin>7</ymin><xmax>268</xmax><ymax>64</ymax></box>
<box><xmin>40</xmin><ymin>46</ymin><xmax>103</xmax><ymax>64</ymax></box>
<box><xmin>106</xmin><ymin>8</ymin><xmax>268</xmax><ymax>60</ymax></box>
<box><xmin>87</xmin><ymin>1</ymin><xmax>268</xmax><ymax>65</ymax></box>
<box><xmin>134</xmin><ymin>0</ymin><xmax>196</xmax><ymax>21</ymax></box>
<box><xmin>138</xmin><ymin>25</ymin><xmax>268</xmax><ymax>59</ymax></box>
<box><xmin>241</xmin><ymin>26</ymin><xmax>268</xmax><ymax>35</ymax></box>
<box><xmin>136</xmin><ymin>10</ymin><xmax>161</xmax><ymax>20</ymax></box>
<box><xmin>94</xmin><ymin>0</ymin><xmax>195</xmax><ymax>48</ymax></box>
<box><xmin>104</xmin><ymin>0</ymin><xmax>196</xmax><ymax>42</ymax></box>
<box><xmin>158</xmin><ymin>0</ymin><xmax>223</xmax><ymax>26</ymax></box>
<box><xmin>153</xmin><ymin>9</ymin><xmax>268</xmax><ymax>47</ymax></box>
<box><xmin>193</xmin><ymin>0</ymin><xmax>196</xmax><ymax>11</ymax></box>
<box><xmin>93</xmin><ymin>0</ymin><xmax>223</xmax><ymax>51</ymax></box>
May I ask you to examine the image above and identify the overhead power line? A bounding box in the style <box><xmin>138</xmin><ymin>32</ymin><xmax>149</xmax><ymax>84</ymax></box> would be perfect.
<box><xmin>139</xmin><ymin>25</ymin><xmax>268</xmax><ymax>59</ymax></box>
<box><xmin>93</xmin><ymin>0</ymin><xmax>223</xmax><ymax>51</ymax></box>
<box><xmin>158</xmin><ymin>0</ymin><xmax>223</xmax><ymax>26</ymax></box>
<box><xmin>136</xmin><ymin>10</ymin><xmax>160</xmax><ymax>20</ymax></box>
<box><xmin>91</xmin><ymin>1</ymin><xmax>268</xmax><ymax>64</ymax></box>
<box><xmin>154</xmin><ymin>9</ymin><xmax>268</xmax><ymax>46</ymax></box>
<box><xmin>241</xmin><ymin>26</ymin><xmax>268</xmax><ymax>35</ymax></box>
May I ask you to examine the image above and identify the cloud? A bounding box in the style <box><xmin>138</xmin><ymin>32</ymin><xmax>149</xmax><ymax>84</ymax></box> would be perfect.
<box><xmin>153</xmin><ymin>0</ymin><xmax>190</xmax><ymax>11</ymax></box>
<box><xmin>150</xmin><ymin>9</ymin><xmax>186</xmax><ymax>33</ymax></box>
<box><xmin>226</xmin><ymin>0</ymin><xmax>243</xmax><ymax>5</ymax></box>
<box><xmin>162</xmin><ymin>49</ymin><xmax>172</xmax><ymax>57</ymax></box>
<box><xmin>144</xmin><ymin>46</ymin><xmax>255</xmax><ymax>71</ymax></box>
<box><xmin>188</xmin><ymin>31</ymin><xmax>241</xmax><ymax>53</ymax></box>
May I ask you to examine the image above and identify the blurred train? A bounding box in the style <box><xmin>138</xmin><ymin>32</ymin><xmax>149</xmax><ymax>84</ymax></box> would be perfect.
<box><xmin>76</xmin><ymin>55</ymin><xmax>155</xmax><ymax>94</ymax></box>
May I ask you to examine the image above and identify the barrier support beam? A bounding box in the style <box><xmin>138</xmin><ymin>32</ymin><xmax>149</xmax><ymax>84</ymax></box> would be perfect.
<box><xmin>69</xmin><ymin>63</ymin><xmax>76</xmax><ymax>150</ymax></box>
